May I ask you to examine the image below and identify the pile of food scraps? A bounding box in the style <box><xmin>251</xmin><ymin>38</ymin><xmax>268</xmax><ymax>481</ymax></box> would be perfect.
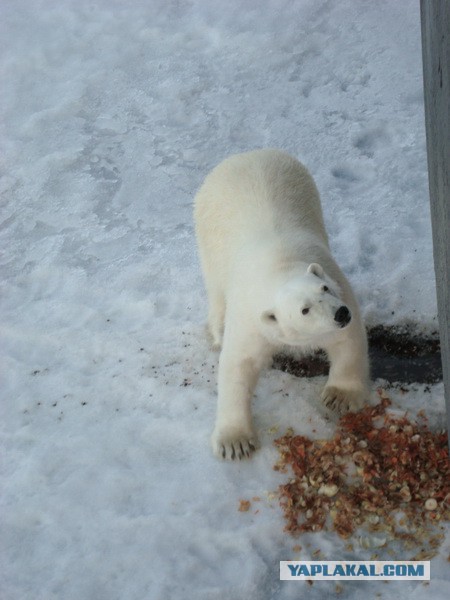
<box><xmin>274</xmin><ymin>389</ymin><xmax>450</xmax><ymax>556</ymax></box>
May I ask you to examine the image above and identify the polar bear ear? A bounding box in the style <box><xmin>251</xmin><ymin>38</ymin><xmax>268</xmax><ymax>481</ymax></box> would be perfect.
<box><xmin>261</xmin><ymin>310</ymin><xmax>278</xmax><ymax>325</ymax></box>
<box><xmin>307</xmin><ymin>263</ymin><xmax>324</xmax><ymax>278</ymax></box>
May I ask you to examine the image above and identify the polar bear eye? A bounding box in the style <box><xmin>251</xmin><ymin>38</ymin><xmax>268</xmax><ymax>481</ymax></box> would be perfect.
<box><xmin>268</xmin><ymin>313</ymin><xmax>277</xmax><ymax>321</ymax></box>
<box><xmin>322</xmin><ymin>285</ymin><xmax>329</xmax><ymax>292</ymax></box>
<box><xmin>302</xmin><ymin>308</ymin><xmax>310</xmax><ymax>315</ymax></box>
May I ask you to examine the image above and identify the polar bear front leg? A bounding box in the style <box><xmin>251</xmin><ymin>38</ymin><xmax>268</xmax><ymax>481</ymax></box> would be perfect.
<box><xmin>211</xmin><ymin>329</ymin><xmax>270</xmax><ymax>460</ymax></box>
<box><xmin>322</xmin><ymin>324</ymin><xmax>369</xmax><ymax>415</ymax></box>
<box><xmin>212</xmin><ymin>353</ymin><xmax>260</xmax><ymax>460</ymax></box>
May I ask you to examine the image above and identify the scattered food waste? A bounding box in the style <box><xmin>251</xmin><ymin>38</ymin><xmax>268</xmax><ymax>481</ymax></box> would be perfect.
<box><xmin>238</xmin><ymin>499</ymin><xmax>251</xmax><ymax>512</ymax></box>
<box><xmin>272</xmin><ymin>389</ymin><xmax>449</xmax><ymax>558</ymax></box>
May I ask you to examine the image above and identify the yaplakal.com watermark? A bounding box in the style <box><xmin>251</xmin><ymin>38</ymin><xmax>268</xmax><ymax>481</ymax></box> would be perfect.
<box><xmin>280</xmin><ymin>561</ymin><xmax>430</xmax><ymax>581</ymax></box>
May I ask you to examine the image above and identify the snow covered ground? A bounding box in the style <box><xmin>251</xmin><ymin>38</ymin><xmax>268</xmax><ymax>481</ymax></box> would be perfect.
<box><xmin>1</xmin><ymin>1</ymin><xmax>448</xmax><ymax>598</ymax></box>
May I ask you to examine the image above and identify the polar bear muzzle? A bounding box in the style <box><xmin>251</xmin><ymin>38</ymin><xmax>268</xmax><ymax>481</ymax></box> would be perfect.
<box><xmin>334</xmin><ymin>305</ymin><xmax>351</xmax><ymax>327</ymax></box>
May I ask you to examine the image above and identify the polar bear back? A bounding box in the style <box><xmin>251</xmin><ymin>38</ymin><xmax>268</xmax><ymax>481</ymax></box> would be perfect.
<box><xmin>194</xmin><ymin>149</ymin><xmax>331</xmax><ymax>290</ymax></box>
<box><xmin>195</xmin><ymin>148</ymin><xmax>328</xmax><ymax>238</ymax></box>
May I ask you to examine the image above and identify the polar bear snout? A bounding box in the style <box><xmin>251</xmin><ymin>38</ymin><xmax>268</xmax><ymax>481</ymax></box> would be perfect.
<box><xmin>334</xmin><ymin>305</ymin><xmax>351</xmax><ymax>327</ymax></box>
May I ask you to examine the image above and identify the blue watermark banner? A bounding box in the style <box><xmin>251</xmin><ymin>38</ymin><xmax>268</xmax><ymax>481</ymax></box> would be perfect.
<box><xmin>280</xmin><ymin>561</ymin><xmax>430</xmax><ymax>581</ymax></box>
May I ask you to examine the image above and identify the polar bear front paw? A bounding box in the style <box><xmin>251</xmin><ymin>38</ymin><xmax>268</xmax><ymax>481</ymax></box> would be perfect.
<box><xmin>211</xmin><ymin>428</ymin><xmax>260</xmax><ymax>460</ymax></box>
<box><xmin>321</xmin><ymin>386</ymin><xmax>366</xmax><ymax>415</ymax></box>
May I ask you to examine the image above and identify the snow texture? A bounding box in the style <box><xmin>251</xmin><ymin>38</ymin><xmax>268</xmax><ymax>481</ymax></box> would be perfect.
<box><xmin>1</xmin><ymin>1</ymin><xmax>448</xmax><ymax>599</ymax></box>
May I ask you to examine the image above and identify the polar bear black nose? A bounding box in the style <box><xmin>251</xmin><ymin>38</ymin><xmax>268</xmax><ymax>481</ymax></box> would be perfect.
<box><xmin>334</xmin><ymin>305</ymin><xmax>351</xmax><ymax>327</ymax></box>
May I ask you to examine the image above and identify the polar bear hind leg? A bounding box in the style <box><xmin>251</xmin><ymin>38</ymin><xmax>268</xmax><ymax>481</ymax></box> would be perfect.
<box><xmin>206</xmin><ymin>286</ymin><xmax>226</xmax><ymax>350</ymax></box>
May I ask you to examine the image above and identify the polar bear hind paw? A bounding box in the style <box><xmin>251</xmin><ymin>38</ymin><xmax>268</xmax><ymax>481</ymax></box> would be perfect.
<box><xmin>321</xmin><ymin>386</ymin><xmax>365</xmax><ymax>415</ymax></box>
<box><xmin>211</xmin><ymin>430</ymin><xmax>260</xmax><ymax>460</ymax></box>
<box><xmin>205</xmin><ymin>323</ymin><xmax>223</xmax><ymax>351</ymax></box>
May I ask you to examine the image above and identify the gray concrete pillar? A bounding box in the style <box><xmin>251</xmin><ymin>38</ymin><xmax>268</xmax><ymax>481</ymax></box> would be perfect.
<box><xmin>421</xmin><ymin>0</ymin><xmax>450</xmax><ymax>442</ymax></box>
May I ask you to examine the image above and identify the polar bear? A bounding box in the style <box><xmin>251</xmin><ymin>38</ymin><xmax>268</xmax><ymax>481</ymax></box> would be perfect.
<box><xmin>194</xmin><ymin>149</ymin><xmax>369</xmax><ymax>460</ymax></box>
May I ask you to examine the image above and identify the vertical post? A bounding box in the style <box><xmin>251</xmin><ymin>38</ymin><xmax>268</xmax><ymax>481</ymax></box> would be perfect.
<box><xmin>421</xmin><ymin>1</ymin><xmax>450</xmax><ymax>441</ymax></box>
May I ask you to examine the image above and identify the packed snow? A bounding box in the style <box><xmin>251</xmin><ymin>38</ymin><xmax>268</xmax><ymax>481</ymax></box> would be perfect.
<box><xmin>1</xmin><ymin>1</ymin><xmax>448</xmax><ymax>599</ymax></box>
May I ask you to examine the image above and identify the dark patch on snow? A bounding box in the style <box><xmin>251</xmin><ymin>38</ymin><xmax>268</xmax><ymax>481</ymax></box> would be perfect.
<box><xmin>331</xmin><ymin>167</ymin><xmax>359</xmax><ymax>183</ymax></box>
<box><xmin>273</xmin><ymin>325</ymin><xmax>442</xmax><ymax>384</ymax></box>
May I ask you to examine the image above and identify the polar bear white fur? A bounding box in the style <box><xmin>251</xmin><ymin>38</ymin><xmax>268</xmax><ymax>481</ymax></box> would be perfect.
<box><xmin>194</xmin><ymin>149</ymin><xmax>369</xmax><ymax>460</ymax></box>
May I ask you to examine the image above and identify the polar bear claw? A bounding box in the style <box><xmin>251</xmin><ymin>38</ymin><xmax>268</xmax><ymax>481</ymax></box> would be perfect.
<box><xmin>212</xmin><ymin>430</ymin><xmax>260</xmax><ymax>460</ymax></box>
<box><xmin>321</xmin><ymin>386</ymin><xmax>366</xmax><ymax>415</ymax></box>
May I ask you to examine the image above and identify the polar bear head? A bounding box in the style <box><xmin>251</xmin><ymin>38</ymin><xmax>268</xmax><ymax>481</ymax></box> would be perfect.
<box><xmin>260</xmin><ymin>263</ymin><xmax>352</xmax><ymax>346</ymax></box>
